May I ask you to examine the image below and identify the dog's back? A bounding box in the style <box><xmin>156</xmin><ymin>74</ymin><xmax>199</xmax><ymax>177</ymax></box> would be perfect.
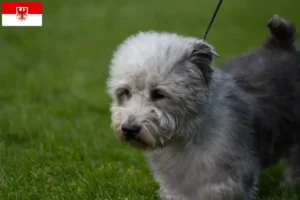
<box><xmin>222</xmin><ymin>15</ymin><xmax>300</xmax><ymax>184</ymax></box>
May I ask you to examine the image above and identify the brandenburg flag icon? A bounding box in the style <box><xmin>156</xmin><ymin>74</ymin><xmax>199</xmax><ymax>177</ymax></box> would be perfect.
<box><xmin>2</xmin><ymin>2</ymin><xmax>42</xmax><ymax>26</ymax></box>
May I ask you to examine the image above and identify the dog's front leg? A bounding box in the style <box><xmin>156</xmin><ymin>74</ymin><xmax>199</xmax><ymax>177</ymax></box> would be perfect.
<box><xmin>196</xmin><ymin>178</ymin><xmax>257</xmax><ymax>200</ymax></box>
<box><xmin>158</xmin><ymin>187</ymin><xmax>187</xmax><ymax>200</ymax></box>
<box><xmin>197</xmin><ymin>184</ymin><xmax>242</xmax><ymax>200</ymax></box>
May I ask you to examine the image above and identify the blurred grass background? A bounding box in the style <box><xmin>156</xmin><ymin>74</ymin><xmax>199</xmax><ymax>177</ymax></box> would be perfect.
<box><xmin>0</xmin><ymin>0</ymin><xmax>300</xmax><ymax>199</ymax></box>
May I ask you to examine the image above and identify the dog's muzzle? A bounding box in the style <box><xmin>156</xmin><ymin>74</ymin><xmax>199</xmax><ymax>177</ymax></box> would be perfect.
<box><xmin>121</xmin><ymin>123</ymin><xmax>141</xmax><ymax>140</ymax></box>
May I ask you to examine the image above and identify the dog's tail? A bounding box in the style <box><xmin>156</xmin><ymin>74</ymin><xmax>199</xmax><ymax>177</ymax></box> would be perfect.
<box><xmin>265</xmin><ymin>14</ymin><xmax>297</xmax><ymax>51</ymax></box>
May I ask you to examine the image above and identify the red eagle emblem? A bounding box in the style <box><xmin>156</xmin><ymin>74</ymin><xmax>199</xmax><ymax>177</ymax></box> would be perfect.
<box><xmin>16</xmin><ymin>7</ymin><xmax>28</xmax><ymax>21</ymax></box>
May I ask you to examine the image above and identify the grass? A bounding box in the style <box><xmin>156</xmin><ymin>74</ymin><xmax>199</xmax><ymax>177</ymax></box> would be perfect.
<box><xmin>0</xmin><ymin>0</ymin><xmax>300</xmax><ymax>199</ymax></box>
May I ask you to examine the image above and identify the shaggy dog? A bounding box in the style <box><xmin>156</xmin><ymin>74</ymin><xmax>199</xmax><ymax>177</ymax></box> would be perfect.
<box><xmin>107</xmin><ymin>15</ymin><xmax>300</xmax><ymax>200</ymax></box>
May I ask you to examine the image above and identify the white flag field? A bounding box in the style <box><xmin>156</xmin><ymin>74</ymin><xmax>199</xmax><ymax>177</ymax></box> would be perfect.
<box><xmin>2</xmin><ymin>2</ymin><xmax>42</xmax><ymax>26</ymax></box>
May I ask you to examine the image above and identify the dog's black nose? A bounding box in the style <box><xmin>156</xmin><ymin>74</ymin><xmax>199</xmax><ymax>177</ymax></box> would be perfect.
<box><xmin>121</xmin><ymin>124</ymin><xmax>141</xmax><ymax>139</ymax></box>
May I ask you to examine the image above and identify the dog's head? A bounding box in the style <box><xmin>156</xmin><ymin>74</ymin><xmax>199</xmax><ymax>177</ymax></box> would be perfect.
<box><xmin>107</xmin><ymin>32</ymin><xmax>218</xmax><ymax>150</ymax></box>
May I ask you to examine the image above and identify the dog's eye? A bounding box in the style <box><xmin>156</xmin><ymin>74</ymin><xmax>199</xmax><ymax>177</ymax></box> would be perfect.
<box><xmin>122</xmin><ymin>89</ymin><xmax>131</xmax><ymax>98</ymax></box>
<box><xmin>116</xmin><ymin>88</ymin><xmax>131</xmax><ymax>100</ymax></box>
<box><xmin>150</xmin><ymin>89</ymin><xmax>165</xmax><ymax>101</ymax></box>
<box><xmin>123</xmin><ymin>89</ymin><xmax>130</xmax><ymax>96</ymax></box>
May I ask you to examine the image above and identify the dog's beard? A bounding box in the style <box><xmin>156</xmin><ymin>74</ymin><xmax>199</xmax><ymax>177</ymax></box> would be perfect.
<box><xmin>110</xmin><ymin>106</ymin><xmax>176</xmax><ymax>150</ymax></box>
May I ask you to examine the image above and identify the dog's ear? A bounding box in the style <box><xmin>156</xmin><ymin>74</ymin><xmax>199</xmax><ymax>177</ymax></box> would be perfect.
<box><xmin>189</xmin><ymin>41</ymin><xmax>218</xmax><ymax>84</ymax></box>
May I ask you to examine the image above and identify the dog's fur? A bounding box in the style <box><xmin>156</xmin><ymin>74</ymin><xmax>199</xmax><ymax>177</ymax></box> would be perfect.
<box><xmin>107</xmin><ymin>15</ymin><xmax>300</xmax><ymax>200</ymax></box>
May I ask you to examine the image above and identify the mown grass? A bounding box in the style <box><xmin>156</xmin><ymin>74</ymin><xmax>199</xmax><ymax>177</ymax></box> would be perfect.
<box><xmin>0</xmin><ymin>0</ymin><xmax>300</xmax><ymax>199</ymax></box>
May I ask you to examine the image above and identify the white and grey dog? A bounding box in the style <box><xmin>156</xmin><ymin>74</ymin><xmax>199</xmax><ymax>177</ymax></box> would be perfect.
<box><xmin>107</xmin><ymin>15</ymin><xmax>300</xmax><ymax>200</ymax></box>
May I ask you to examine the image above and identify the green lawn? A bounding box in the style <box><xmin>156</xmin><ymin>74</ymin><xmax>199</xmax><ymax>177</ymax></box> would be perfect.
<box><xmin>0</xmin><ymin>0</ymin><xmax>300</xmax><ymax>199</ymax></box>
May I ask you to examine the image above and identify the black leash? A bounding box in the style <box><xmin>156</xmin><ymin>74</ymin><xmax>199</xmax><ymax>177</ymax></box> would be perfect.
<box><xmin>202</xmin><ymin>0</ymin><xmax>224</xmax><ymax>41</ymax></box>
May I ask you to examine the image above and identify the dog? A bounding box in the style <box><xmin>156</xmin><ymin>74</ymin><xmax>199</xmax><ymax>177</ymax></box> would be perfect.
<box><xmin>107</xmin><ymin>15</ymin><xmax>300</xmax><ymax>200</ymax></box>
